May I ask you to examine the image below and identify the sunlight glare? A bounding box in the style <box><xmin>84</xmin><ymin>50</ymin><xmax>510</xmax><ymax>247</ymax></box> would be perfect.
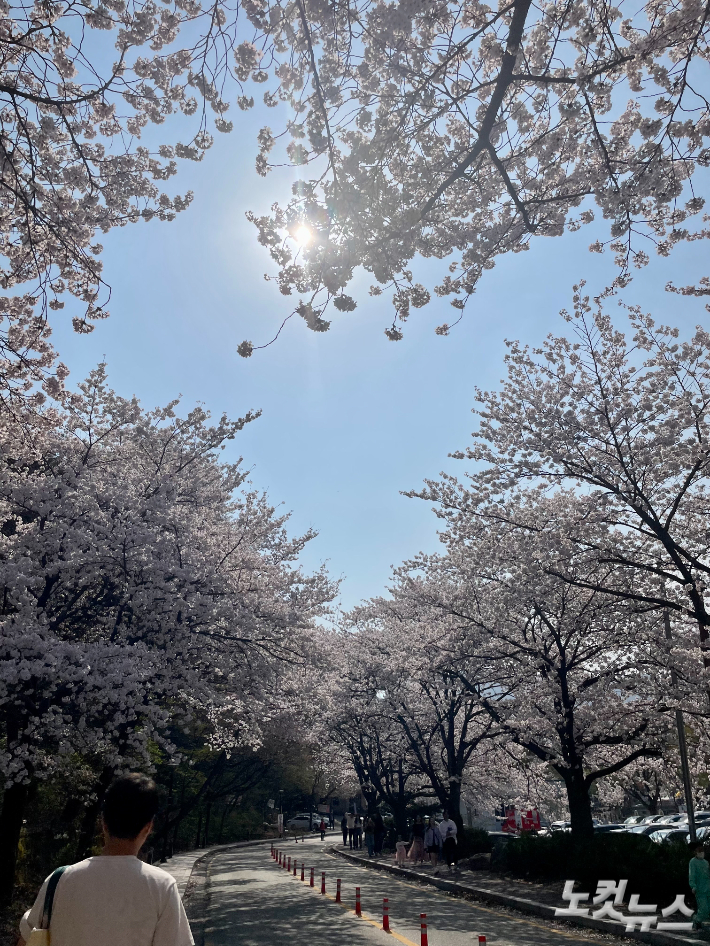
<box><xmin>294</xmin><ymin>224</ymin><xmax>312</xmax><ymax>246</ymax></box>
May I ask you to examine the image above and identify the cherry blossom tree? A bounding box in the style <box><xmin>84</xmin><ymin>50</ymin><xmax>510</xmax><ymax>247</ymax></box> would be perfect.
<box><xmin>415</xmin><ymin>295</ymin><xmax>710</xmax><ymax>660</ymax></box>
<box><xmin>315</xmin><ymin>638</ymin><xmax>434</xmax><ymax>833</ymax></box>
<box><xmin>0</xmin><ymin>365</ymin><xmax>334</xmax><ymax>900</ymax></box>
<box><xmin>381</xmin><ymin>493</ymin><xmax>685</xmax><ymax>836</ymax></box>
<box><xmin>344</xmin><ymin>603</ymin><xmax>501</xmax><ymax>831</ymax></box>
<box><xmin>0</xmin><ymin>0</ymin><xmax>280</xmax><ymax>397</ymax></box>
<box><xmin>238</xmin><ymin>0</ymin><xmax>710</xmax><ymax>350</ymax></box>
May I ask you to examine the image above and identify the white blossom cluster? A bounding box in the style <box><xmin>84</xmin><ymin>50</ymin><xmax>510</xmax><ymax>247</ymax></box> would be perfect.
<box><xmin>0</xmin><ymin>364</ymin><xmax>335</xmax><ymax>788</ymax></box>
<box><xmin>238</xmin><ymin>0</ymin><xmax>710</xmax><ymax>347</ymax></box>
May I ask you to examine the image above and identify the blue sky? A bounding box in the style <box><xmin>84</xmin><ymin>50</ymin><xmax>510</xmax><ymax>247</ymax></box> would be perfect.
<box><xmin>49</xmin><ymin>104</ymin><xmax>710</xmax><ymax>613</ymax></box>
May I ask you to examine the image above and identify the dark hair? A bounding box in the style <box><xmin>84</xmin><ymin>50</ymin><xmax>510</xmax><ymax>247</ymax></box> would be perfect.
<box><xmin>102</xmin><ymin>773</ymin><xmax>159</xmax><ymax>839</ymax></box>
<box><xmin>691</xmin><ymin>841</ymin><xmax>705</xmax><ymax>853</ymax></box>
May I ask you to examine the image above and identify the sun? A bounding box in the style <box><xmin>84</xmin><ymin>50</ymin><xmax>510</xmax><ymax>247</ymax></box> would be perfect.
<box><xmin>294</xmin><ymin>224</ymin><xmax>312</xmax><ymax>246</ymax></box>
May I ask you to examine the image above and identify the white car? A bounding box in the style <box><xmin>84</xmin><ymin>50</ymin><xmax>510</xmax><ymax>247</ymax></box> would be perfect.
<box><xmin>285</xmin><ymin>814</ymin><xmax>319</xmax><ymax>831</ymax></box>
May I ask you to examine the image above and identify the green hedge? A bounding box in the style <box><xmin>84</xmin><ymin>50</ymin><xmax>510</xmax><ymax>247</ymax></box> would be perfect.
<box><xmin>499</xmin><ymin>832</ymin><xmax>696</xmax><ymax>909</ymax></box>
<box><xmin>459</xmin><ymin>827</ymin><xmax>493</xmax><ymax>857</ymax></box>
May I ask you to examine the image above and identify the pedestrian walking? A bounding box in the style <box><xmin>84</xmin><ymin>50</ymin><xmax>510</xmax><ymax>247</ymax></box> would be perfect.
<box><xmin>424</xmin><ymin>816</ymin><xmax>442</xmax><ymax>873</ymax></box>
<box><xmin>408</xmin><ymin>814</ymin><xmax>425</xmax><ymax>864</ymax></box>
<box><xmin>19</xmin><ymin>773</ymin><xmax>193</xmax><ymax>946</ymax></box>
<box><xmin>438</xmin><ymin>810</ymin><xmax>459</xmax><ymax>871</ymax></box>
<box><xmin>690</xmin><ymin>842</ymin><xmax>710</xmax><ymax>930</ymax></box>
<box><xmin>354</xmin><ymin>814</ymin><xmax>363</xmax><ymax>849</ymax></box>
<box><xmin>319</xmin><ymin>818</ymin><xmax>326</xmax><ymax>841</ymax></box>
<box><xmin>364</xmin><ymin>816</ymin><xmax>376</xmax><ymax>858</ymax></box>
<box><xmin>341</xmin><ymin>814</ymin><xmax>348</xmax><ymax>846</ymax></box>
<box><xmin>374</xmin><ymin>811</ymin><xmax>386</xmax><ymax>855</ymax></box>
<box><xmin>346</xmin><ymin>811</ymin><xmax>356</xmax><ymax>849</ymax></box>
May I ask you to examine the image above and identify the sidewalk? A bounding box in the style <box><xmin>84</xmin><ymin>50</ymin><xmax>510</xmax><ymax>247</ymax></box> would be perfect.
<box><xmin>331</xmin><ymin>847</ymin><xmax>703</xmax><ymax>946</ymax></box>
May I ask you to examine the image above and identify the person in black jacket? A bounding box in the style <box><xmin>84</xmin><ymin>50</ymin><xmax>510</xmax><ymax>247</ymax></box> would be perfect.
<box><xmin>341</xmin><ymin>814</ymin><xmax>348</xmax><ymax>846</ymax></box>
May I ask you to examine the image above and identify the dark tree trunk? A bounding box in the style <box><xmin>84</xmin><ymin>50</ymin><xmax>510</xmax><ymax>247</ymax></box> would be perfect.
<box><xmin>195</xmin><ymin>808</ymin><xmax>203</xmax><ymax>849</ymax></box>
<box><xmin>204</xmin><ymin>800</ymin><xmax>212</xmax><ymax>847</ymax></box>
<box><xmin>217</xmin><ymin>803</ymin><xmax>229</xmax><ymax>844</ymax></box>
<box><xmin>447</xmin><ymin>780</ymin><xmax>464</xmax><ymax>833</ymax></box>
<box><xmin>76</xmin><ymin>767</ymin><xmax>114</xmax><ymax>859</ymax></box>
<box><xmin>565</xmin><ymin>770</ymin><xmax>594</xmax><ymax>839</ymax></box>
<box><xmin>160</xmin><ymin>770</ymin><xmax>175</xmax><ymax>862</ymax></box>
<box><xmin>0</xmin><ymin>780</ymin><xmax>30</xmax><ymax>904</ymax></box>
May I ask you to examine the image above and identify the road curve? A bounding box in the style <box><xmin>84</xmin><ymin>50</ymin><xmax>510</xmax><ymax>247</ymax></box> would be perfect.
<box><xmin>201</xmin><ymin>838</ymin><xmax>613</xmax><ymax>946</ymax></box>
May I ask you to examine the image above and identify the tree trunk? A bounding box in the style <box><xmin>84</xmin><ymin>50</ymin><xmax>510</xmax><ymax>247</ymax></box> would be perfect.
<box><xmin>217</xmin><ymin>803</ymin><xmax>229</xmax><ymax>844</ymax></box>
<box><xmin>195</xmin><ymin>808</ymin><xmax>203</xmax><ymax>848</ymax></box>
<box><xmin>447</xmin><ymin>779</ymin><xmax>464</xmax><ymax>833</ymax></box>
<box><xmin>204</xmin><ymin>800</ymin><xmax>212</xmax><ymax>847</ymax></box>
<box><xmin>564</xmin><ymin>770</ymin><xmax>594</xmax><ymax>839</ymax></box>
<box><xmin>76</xmin><ymin>766</ymin><xmax>114</xmax><ymax>860</ymax></box>
<box><xmin>0</xmin><ymin>780</ymin><xmax>30</xmax><ymax>904</ymax></box>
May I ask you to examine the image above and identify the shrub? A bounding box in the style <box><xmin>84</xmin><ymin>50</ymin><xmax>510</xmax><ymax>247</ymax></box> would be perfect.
<box><xmin>459</xmin><ymin>827</ymin><xmax>492</xmax><ymax>856</ymax></box>
<box><xmin>498</xmin><ymin>832</ymin><xmax>695</xmax><ymax>909</ymax></box>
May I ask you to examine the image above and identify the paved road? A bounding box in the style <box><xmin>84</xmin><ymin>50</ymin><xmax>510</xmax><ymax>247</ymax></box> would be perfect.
<box><xmin>202</xmin><ymin>838</ymin><xmax>611</xmax><ymax>946</ymax></box>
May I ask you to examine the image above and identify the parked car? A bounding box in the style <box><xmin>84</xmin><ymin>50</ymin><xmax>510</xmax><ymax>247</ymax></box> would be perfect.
<box><xmin>623</xmin><ymin>816</ymin><xmax>644</xmax><ymax>825</ymax></box>
<box><xmin>648</xmin><ymin>828</ymin><xmax>688</xmax><ymax>844</ymax></box>
<box><xmin>656</xmin><ymin>814</ymin><xmax>685</xmax><ymax>824</ymax></box>
<box><xmin>285</xmin><ymin>814</ymin><xmax>321</xmax><ymax>831</ymax></box>
<box><xmin>625</xmin><ymin>823</ymin><xmax>674</xmax><ymax>836</ymax></box>
<box><xmin>639</xmin><ymin>814</ymin><xmax>667</xmax><ymax>825</ymax></box>
<box><xmin>594</xmin><ymin>823</ymin><xmax>625</xmax><ymax>833</ymax></box>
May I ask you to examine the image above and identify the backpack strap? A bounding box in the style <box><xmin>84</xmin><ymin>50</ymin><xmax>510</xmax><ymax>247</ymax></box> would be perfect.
<box><xmin>40</xmin><ymin>867</ymin><xmax>67</xmax><ymax>930</ymax></box>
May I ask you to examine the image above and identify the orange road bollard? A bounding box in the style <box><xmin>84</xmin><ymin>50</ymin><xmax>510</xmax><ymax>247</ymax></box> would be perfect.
<box><xmin>321</xmin><ymin>872</ymin><xmax>326</xmax><ymax>894</ymax></box>
<box><xmin>420</xmin><ymin>914</ymin><xmax>428</xmax><ymax>946</ymax></box>
<box><xmin>310</xmin><ymin>867</ymin><xmax>315</xmax><ymax>887</ymax></box>
<box><xmin>335</xmin><ymin>879</ymin><xmax>341</xmax><ymax>903</ymax></box>
<box><xmin>301</xmin><ymin>863</ymin><xmax>305</xmax><ymax>881</ymax></box>
<box><xmin>382</xmin><ymin>898</ymin><xmax>390</xmax><ymax>932</ymax></box>
<box><xmin>355</xmin><ymin>887</ymin><xmax>361</xmax><ymax>917</ymax></box>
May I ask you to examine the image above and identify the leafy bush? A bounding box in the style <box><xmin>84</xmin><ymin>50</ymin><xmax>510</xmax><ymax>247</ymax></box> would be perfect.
<box><xmin>498</xmin><ymin>832</ymin><xmax>695</xmax><ymax>909</ymax></box>
<box><xmin>459</xmin><ymin>828</ymin><xmax>493</xmax><ymax>856</ymax></box>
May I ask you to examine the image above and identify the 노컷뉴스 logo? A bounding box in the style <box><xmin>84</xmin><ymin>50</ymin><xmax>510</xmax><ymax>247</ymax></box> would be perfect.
<box><xmin>554</xmin><ymin>880</ymin><xmax>693</xmax><ymax>932</ymax></box>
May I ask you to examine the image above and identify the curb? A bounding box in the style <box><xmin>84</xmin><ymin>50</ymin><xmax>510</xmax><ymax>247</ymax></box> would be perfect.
<box><xmin>330</xmin><ymin>848</ymin><xmax>700</xmax><ymax>946</ymax></box>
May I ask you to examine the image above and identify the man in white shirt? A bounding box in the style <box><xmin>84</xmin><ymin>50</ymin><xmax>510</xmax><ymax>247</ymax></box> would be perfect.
<box><xmin>437</xmin><ymin>811</ymin><xmax>458</xmax><ymax>872</ymax></box>
<box><xmin>19</xmin><ymin>773</ymin><xmax>194</xmax><ymax>946</ymax></box>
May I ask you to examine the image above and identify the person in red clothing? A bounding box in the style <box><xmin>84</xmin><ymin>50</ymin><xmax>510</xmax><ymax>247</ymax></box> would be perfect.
<box><xmin>319</xmin><ymin>818</ymin><xmax>326</xmax><ymax>840</ymax></box>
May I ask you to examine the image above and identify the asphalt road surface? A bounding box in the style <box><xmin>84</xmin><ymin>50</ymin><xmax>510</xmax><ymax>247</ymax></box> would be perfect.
<box><xmin>202</xmin><ymin>838</ymin><xmax>614</xmax><ymax>946</ymax></box>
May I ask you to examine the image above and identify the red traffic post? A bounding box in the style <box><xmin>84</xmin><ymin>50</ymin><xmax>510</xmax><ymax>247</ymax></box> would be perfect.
<box><xmin>382</xmin><ymin>898</ymin><xmax>390</xmax><ymax>932</ymax></box>
<box><xmin>287</xmin><ymin>856</ymin><xmax>291</xmax><ymax>872</ymax></box>
<box><xmin>321</xmin><ymin>872</ymin><xmax>326</xmax><ymax>894</ymax></box>
<box><xmin>420</xmin><ymin>914</ymin><xmax>428</xmax><ymax>946</ymax></box>
<box><xmin>355</xmin><ymin>887</ymin><xmax>362</xmax><ymax>917</ymax></box>
<box><xmin>293</xmin><ymin>860</ymin><xmax>297</xmax><ymax>876</ymax></box>
<box><xmin>310</xmin><ymin>866</ymin><xmax>315</xmax><ymax>887</ymax></box>
<box><xmin>478</xmin><ymin>938</ymin><xmax>486</xmax><ymax>945</ymax></box>
<box><xmin>278</xmin><ymin>851</ymin><xmax>282</xmax><ymax>866</ymax></box>
<box><xmin>301</xmin><ymin>863</ymin><xmax>305</xmax><ymax>881</ymax></box>
<box><xmin>335</xmin><ymin>879</ymin><xmax>341</xmax><ymax>903</ymax></box>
